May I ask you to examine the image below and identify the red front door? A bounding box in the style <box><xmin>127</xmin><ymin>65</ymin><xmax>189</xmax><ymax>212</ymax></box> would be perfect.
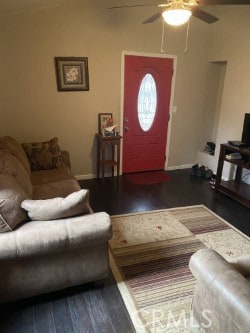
<box><xmin>122</xmin><ymin>55</ymin><xmax>173</xmax><ymax>173</ymax></box>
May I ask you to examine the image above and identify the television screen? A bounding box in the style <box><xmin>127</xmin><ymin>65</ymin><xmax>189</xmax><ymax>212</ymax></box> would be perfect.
<box><xmin>241</xmin><ymin>113</ymin><xmax>250</xmax><ymax>147</ymax></box>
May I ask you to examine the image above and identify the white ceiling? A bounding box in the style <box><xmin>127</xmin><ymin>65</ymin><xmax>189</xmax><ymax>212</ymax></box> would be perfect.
<box><xmin>0</xmin><ymin>0</ymin><xmax>249</xmax><ymax>20</ymax></box>
<box><xmin>0</xmin><ymin>0</ymin><xmax>63</xmax><ymax>15</ymax></box>
<box><xmin>0</xmin><ymin>0</ymin><xmax>221</xmax><ymax>16</ymax></box>
<box><xmin>0</xmin><ymin>0</ymin><xmax>156</xmax><ymax>16</ymax></box>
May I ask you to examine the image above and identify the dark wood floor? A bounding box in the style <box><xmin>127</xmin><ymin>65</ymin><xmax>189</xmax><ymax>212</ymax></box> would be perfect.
<box><xmin>0</xmin><ymin>169</ymin><xmax>249</xmax><ymax>333</ymax></box>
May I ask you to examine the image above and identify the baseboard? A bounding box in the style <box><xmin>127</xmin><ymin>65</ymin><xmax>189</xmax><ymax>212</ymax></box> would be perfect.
<box><xmin>75</xmin><ymin>174</ymin><xmax>96</xmax><ymax>180</ymax></box>
<box><xmin>75</xmin><ymin>171</ymin><xmax>117</xmax><ymax>180</ymax></box>
<box><xmin>166</xmin><ymin>164</ymin><xmax>193</xmax><ymax>171</ymax></box>
<box><xmin>75</xmin><ymin>167</ymin><xmax>192</xmax><ymax>180</ymax></box>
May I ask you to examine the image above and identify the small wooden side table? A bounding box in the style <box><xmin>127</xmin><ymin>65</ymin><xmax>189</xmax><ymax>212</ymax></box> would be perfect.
<box><xmin>96</xmin><ymin>133</ymin><xmax>122</xmax><ymax>181</ymax></box>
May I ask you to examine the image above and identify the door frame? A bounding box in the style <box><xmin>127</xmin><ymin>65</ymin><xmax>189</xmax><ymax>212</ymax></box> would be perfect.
<box><xmin>120</xmin><ymin>51</ymin><xmax>177</xmax><ymax>174</ymax></box>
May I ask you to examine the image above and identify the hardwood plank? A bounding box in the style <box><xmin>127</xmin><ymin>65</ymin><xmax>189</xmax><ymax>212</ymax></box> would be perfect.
<box><xmin>51</xmin><ymin>297</ymin><xmax>74</xmax><ymax>333</ymax></box>
<box><xmin>13</xmin><ymin>303</ymin><xmax>35</xmax><ymax>333</ymax></box>
<box><xmin>82</xmin><ymin>288</ymin><xmax>115</xmax><ymax>333</ymax></box>
<box><xmin>67</xmin><ymin>292</ymin><xmax>94</xmax><ymax>333</ymax></box>
<box><xmin>100</xmin><ymin>272</ymin><xmax>135</xmax><ymax>333</ymax></box>
<box><xmin>33</xmin><ymin>301</ymin><xmax>56</xmax><ymax>333</ymax></box>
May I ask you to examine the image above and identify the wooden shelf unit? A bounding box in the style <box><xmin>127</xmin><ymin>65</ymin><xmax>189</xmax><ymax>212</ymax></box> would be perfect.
<box><xmin>96</xmin><ymin>133</ymin><xmax>122</xmax><ymax>182</ymax></box>
<box><xmin>215</xmin><ymin>143</ymin><xmax>250</xmax><ymax>208</ymax></box>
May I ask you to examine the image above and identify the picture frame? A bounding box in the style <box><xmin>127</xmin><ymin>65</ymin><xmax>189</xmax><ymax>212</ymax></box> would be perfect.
<box><xmin>98</xmin><ymin>113</ymin><xmax>113</xmax><ymax>134</ymax></box>
<box><xmin>54</xmin><ymin>57</ymin><xmax>89</xmax><ymax>91</ymax></box>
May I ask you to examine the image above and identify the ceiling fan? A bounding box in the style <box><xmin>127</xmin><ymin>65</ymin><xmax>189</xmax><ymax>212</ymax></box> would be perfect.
<box><xmin>109</xmin><ymin>0</ymin><xmax>250</xmax><ymax>26</ymax></box>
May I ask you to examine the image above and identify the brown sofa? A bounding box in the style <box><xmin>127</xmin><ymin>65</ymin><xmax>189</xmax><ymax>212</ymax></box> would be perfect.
<box><xmin>189</xmin><ymin>248</ymin><xmax>250</xmax><ymax>333</ymax></box>
<box><xmin>0</xmin><ymin>136</ymin><xmax>112</xmax><ymax>303</ymax></box>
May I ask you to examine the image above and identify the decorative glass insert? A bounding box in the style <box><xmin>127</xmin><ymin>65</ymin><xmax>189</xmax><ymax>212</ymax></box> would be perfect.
<box><xmin>137</xmin><ymin>73</ymin><xmax>157</xmax><ymax>131</ymax></box>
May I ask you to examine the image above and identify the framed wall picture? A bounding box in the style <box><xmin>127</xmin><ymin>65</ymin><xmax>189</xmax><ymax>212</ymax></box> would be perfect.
<box><xmin>98</xmin><ymin>113</ymin><xmax>113</xmax><ymax>134</ymax></box>
<box><xmin>54</xmin><ymin>57</ymin><xmax>89</xmax><ymax>91</ymax></box>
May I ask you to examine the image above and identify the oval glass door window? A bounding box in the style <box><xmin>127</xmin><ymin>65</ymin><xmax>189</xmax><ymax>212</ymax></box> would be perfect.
<box><xmin>137</xmin><ymin>73</ymin><xmax>157</xmax><ymax>131</ymax></box>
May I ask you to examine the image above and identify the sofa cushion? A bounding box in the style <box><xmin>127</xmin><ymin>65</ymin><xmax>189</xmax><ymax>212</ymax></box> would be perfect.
<box><xmin>32</xmin><ymin>178</ymin><xmax>81</xmax><ymax>200</ymax></box>
<box><xmin>0</xmin><ymin>136</ymin><xmax>31</xmax><ymax>175</ymax></box>
<box><xmin>21</xmin><ymin>189</ymin><xmax>90</xmax><ymax>221</ymax></box>
<box><xmin>0</xmin><ymin>149</ymin><xmax>33</xmax><ymax>198</ymax></box>
<box><xmin>22</xmin><ymin>137</ymin><xmax>63</xmax><ymax>171</ymax></box>
<box><xmin>31</xmin><ymin>165</ymin><xmax>74</xmax><ymax>186</ymax></box>
<box><xmin>0</xmin><ymin>174</ymin><xmax>28</xmax><ymax>232</ymax></box>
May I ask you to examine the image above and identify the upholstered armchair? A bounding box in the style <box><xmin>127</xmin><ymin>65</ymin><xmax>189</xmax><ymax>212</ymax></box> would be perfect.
<box><xmin>189</xmin><ymin>248</ymin><xmax>250</xmax><ymax>333</ymax></box>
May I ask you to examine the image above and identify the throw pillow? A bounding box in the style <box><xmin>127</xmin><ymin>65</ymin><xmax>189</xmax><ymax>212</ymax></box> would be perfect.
<box><xmin>22</xmin><ymin>137</ymin><xmax>63</xmax><ymax>171</ymax></box>
<box><xmin>21</xmin><ymin>189</ymin><xmax>90</xmax><ymax>221</ymax></box>
<box><xmin>0</xmin><ymin>174</ymin><xmax>29</xmax><ymax>232</ymax></box>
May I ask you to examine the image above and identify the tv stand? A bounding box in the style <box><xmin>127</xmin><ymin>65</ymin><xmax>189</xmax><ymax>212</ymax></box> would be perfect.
<box><xmin>215</xmin><ymin>144</ymin><xmax>250</xmax><ymax>208</ymax></box>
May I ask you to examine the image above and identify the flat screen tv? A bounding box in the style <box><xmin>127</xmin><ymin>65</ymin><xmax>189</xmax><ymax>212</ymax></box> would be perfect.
<box><xmin>241</xmin><ymin>113</ymin><xmax>250</xmax><ymax>147</ymax></box>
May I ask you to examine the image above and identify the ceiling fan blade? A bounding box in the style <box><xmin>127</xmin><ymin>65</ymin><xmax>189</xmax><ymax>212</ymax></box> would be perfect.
<box><xmin>143</xmin><ymin>12</ymin><xmax>163</xmax><ymax>24</ymax></box>
<box><xmin>198</xmin><ymin>0</ymin><xmax>250</xmax><ymax>5</ymax></box>
<box><xmin>192</xmin><ymin>7</ymin><xmax>219</xmax><ymax>23</ymax></box>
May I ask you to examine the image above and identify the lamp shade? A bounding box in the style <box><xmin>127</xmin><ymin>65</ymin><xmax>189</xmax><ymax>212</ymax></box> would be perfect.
<box><xmin>162</xmin><ymin>9</ymin><xmax>192</xmax><ymax>26</ymax></box>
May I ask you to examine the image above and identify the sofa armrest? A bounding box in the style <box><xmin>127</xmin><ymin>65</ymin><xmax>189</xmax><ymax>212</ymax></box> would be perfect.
<box><xmin>61</xmin><ymin>150</ymin><xmax>71</xmax><ymax>169</ymax></box>
<box><xmin>189</xmin><ymin>248</ymin><xmax>250</xmax><ymax>331</ymax></box>
<box><xmin>0</xmin><ymin>212</ymin><xmax>112</xmax><ymax>260</ymax></box>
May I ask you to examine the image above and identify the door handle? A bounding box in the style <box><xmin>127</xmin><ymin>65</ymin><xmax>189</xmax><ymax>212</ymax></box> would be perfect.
<box><xmin>124</xmin><ymin>126</ymin><xmax>129</xmax><ymax>131</ymax></box>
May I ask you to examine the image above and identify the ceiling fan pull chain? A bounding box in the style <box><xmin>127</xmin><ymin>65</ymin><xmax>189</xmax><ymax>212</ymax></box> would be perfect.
<box><xmin>184</xmin><ymin>20</ymin><xmax>190</xmax><ymax>53</ymax></box>
<box><xmin>161</xmin><ymin>18</ymin><xmax>166</xmax><ymax>53</ymax></box>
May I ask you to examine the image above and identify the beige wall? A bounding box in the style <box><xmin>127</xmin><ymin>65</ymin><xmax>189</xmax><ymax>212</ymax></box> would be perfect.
<box><xmin>209</xmin><ymin>7</ymin><xmax>250</xmax><ymax>147</ymax></box>
<box><xmin>0</xmin><ymin>0</ymin><xmax>234</xmax><ymax>177</ymax></box>
<box><xmin>197</xmin><ymin>6</ymin><xmax>250</xmax><ymax>178</ymax></box>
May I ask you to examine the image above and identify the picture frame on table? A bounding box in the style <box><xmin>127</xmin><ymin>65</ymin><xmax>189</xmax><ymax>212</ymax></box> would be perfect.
<box><xmin>54</xmin><ymin>57</ymin><xmax>89</xmax><ymax>91</ymax></box>
<box><xmin>98</xmin><ymin>113</ymin><xmax>113</xmax><ymax>134</ymax></box>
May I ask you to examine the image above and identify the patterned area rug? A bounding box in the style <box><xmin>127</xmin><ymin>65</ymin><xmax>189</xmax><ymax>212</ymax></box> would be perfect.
<box><xmin>109</xmin><ymin>205</ymin><xmax>250</xmax><ymax>333</ymax></box>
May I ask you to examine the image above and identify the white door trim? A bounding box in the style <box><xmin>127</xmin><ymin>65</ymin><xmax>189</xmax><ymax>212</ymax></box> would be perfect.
<box><xmin>120</xmin><ymin>51</ymin><xmax>177</xmax><ymax>173</ymax></box>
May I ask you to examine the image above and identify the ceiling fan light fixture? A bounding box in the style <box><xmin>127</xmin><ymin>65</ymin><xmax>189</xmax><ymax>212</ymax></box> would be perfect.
<box><xmin>162</xmin><ymin>9</ymin><xmax>192</xmax><ymax>26</ymax></box>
